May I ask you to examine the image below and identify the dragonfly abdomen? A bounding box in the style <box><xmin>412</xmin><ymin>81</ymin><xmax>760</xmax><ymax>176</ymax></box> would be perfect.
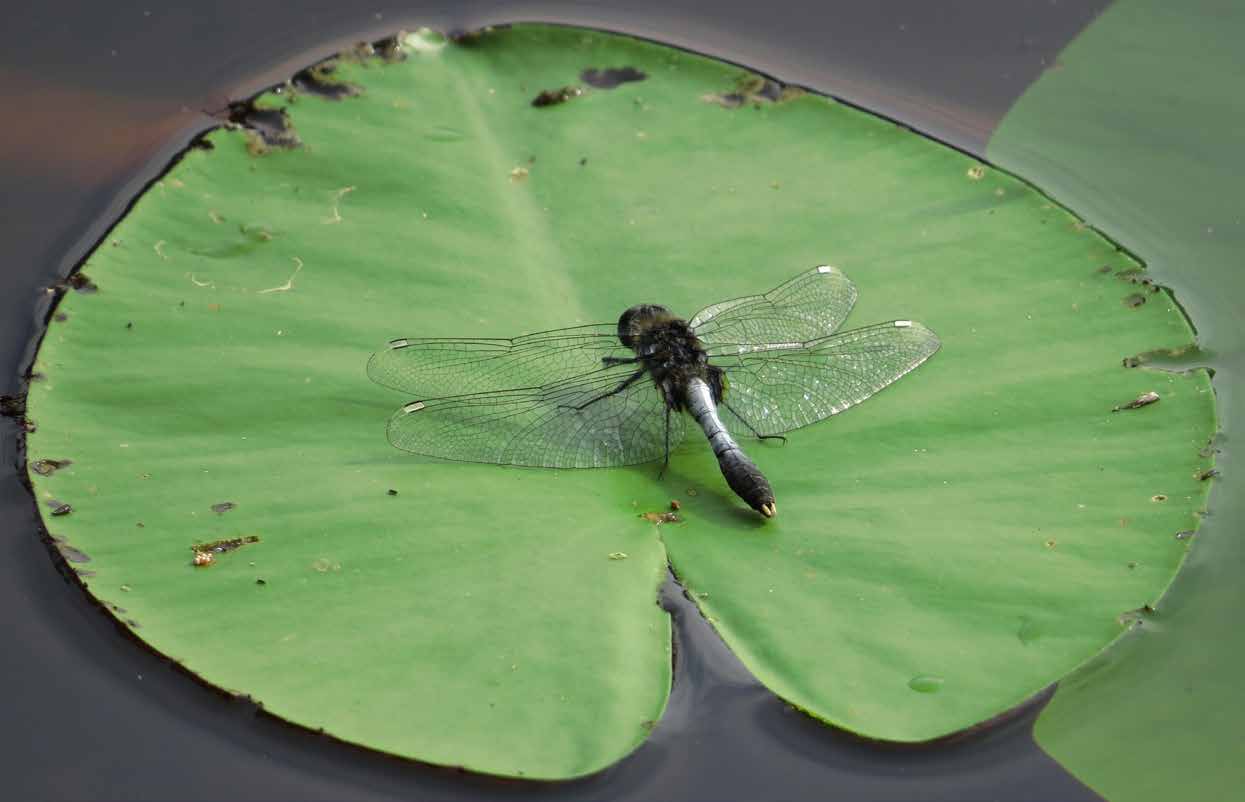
<box><xmin>684</xmin><ymin>377</ymin><xmax>776</xmax><ymax>517</ymax></box>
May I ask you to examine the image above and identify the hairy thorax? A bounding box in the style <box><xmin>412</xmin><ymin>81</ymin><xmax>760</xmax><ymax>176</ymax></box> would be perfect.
<box><xmin>617</xmin><ymin>304</ymin><xmax>725</xmax><ymax>411</ymax></box>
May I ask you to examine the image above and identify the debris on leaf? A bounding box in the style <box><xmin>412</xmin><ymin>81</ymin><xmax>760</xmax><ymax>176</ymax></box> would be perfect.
<box><xmin>531</xmin><ymin>86</ymin><xmax>582</xmax><ymax>107</ymax></box>
<box><xmin>1196</xmin><ymin>468</ymin><xmax>1219</xmax><ymax>481</ymax></box>
<box><xmin>48</xmin><ymin>500</ymin><xmax>73</xmax><ymax>516</ymax></box>
<box><xmin>1112</xmin><ymin>391</ymin><xmax>1160</xmax><ymax>412</ymax></box>
<box><xmin>257</xmin><ymin>257</ymin><xmax>303</xmax><ymax>294</ymax></box>
<box><xmin>210</xmin><ymin>501</ymin><xmax>237</xmax><ymax>514</ymax></box>
<box><xmin>669</xmin><ymin>499</ymin><xmax>682</xmax><ymax>511</ymax></box>
<box><xmin>608</xmin><ymin>552</ymin><xmax>628</xmax><ymax>560</ymax></box>
<box><xmin>509</xmin><ymin>166</ymin><xmax>529</xmax><ymax>182</ymax></box>
<box><xmin>640</xmin><ymin>511</ymin><xmax>681</xmax><ymax>524</ymax></box>
<box><xmin>191</xmin><ymin>535</ymin><xmax>260</xmax><ymax>567</ymax></box>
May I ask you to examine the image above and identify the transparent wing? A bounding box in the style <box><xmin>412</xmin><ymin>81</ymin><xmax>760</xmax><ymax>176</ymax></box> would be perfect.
<box><xmin>689</xmin><ymin>265</ymin><xmax>858</xmax><ymax>345</ymax></box>
<box><xmin>708</xmin><ymin>320</ymin><xmax>941</xmax><ymax>438</ymax></box>
<box><xmin>367</xmin><ymin>324</ymin><xmax>628</xmax><ymax>399</ymax></box>
<box><xmin>385</xmin><ymin>365</ymin><xmax>686</xmax><ymax>468</ymax></box>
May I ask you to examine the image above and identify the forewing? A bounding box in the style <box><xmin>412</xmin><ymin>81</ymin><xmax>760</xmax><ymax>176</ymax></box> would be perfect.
<box><xmin>709</xmin><ymin>321</ymin><xmax>941</xmax><ymax>438</ymax></box>
<box><xmin>367</xmin><ymin>324</ymin><xmax>627</xmax><ymax>399</ymax></box>
<box><xmin>385</xmin><ymin>366</ymin><xmax>685</xmax><ymax>468</ymax></box>
<box><xmin>689</xmin><ymin>265</ymin><xmax>858</xmax><ymax>345</ymax></box>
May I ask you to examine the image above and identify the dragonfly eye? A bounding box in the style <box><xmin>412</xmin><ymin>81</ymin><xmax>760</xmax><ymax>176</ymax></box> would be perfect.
<box><xmin>617</xmin><ymin>304</ymin><xmax>671</xmax><ymax>349</ymax></box>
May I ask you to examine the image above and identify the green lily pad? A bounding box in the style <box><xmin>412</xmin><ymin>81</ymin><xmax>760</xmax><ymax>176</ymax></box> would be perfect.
<box><xmin>25</xmin><ymin>24</ymin><xmax>1214</xmax><ymax>778</ymax></box>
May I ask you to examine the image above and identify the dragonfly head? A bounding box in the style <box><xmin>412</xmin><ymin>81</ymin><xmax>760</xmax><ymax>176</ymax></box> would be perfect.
<box><xmin>617</xmin><ymin>304</ymin><xmax>675</xmax><ymax>351</ymax></box>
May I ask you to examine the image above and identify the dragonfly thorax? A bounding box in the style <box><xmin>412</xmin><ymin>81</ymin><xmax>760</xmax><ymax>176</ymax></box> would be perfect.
<box><xmin>617</xmin><ymin>303</ymin><xmax>723</xmax><ymax>412</ymax></box>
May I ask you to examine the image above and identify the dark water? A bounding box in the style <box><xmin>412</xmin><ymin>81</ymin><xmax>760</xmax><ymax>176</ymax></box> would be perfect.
<box><xmin>0</xmin><ymin>2</ymin><xmax>1107</xmax><ymax>799</ymax></box>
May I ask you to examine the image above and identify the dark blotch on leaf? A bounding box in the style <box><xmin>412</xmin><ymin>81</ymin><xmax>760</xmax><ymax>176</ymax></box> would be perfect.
<box><xmin>56</xmin><ymin>542</ymin><xmax>90</xmax><ymax>563</ymax></box>
<box><xmin>372</xmin><ymin>33</ymin><xmax>407</xmax><ymax>62</ymax></box>
<box><xmin>1123</xmin><ymin>293</ymin><xmax>1147</xmax><ymax>308</ymax></box>
<box><xmin>340</xmin><ymin>40</ymin><xmax>376</xmax><ymax>62</ymax></box>
<box><xmin>59</xmin><ymin>272</ymin><xmax>98</xmax><ymax>294</ymax></box>
<box><xmin>54</xmin><ymin>312</ymin><xmax>68</xmax><ymax>322</ymax></box>
<box><xmin>211</xmin><ymin>501</ymin><xmax>237</xmax><ymax>514</ymax></box>
<box><xmin>1197</xmin><ymin>468</ymin><xmax>1219</xmax><ymax>481</ymax></box>
<box><xmin>30</xmin><ymin>458</ymin><xmax>72</xmax><ymax>476</ymax></box>
<box><xmin>580</xmin><ymin>67</ymin><xmax>647</xmax><ymax>89</ymax></box>
<box><xmin>292</xmin><ymin>62</ymin><xmax>362</xmax><ymax>101</ymax></box>
<box><xmin>1118</xmin><ymin>603</ymin><xmax>1157</xmax><ymax>628</ymax></box>
<box><xmin>531</xmin><ymin>86</ymin><xmax>582</xmax><ymax>107</ymax></box>
<box><xmin>449</xmin><ymin>25</ymin><xmax>509</xmax><ymax>48</ymax></box>
<box><xmin>48</xmin><ymin>500</ymin><xmax>72</xmax><ymax>516</ymax></box>
<box><xmin>227</xmin><ymin>101</ymin><xmax>301</xmax><ymax>150</ymax></box>
<box><xmin>387</xmin><ymin>489</ymin><xmax>398</xmax><ymax>496</ymax></box>
<box><xmin>704</xmin><ymin>74</ymin><xmax>804</xmax><ymax>108</ymax></box>
<box><xmin>0</xmin><ymin>394</ymin><xmax>26</xmax><ymax>418</ymax></box>
<box><xmin>1120</xmin><ymin>345</ymin><xmax>1208</xmax><ymax>373</ymax></box>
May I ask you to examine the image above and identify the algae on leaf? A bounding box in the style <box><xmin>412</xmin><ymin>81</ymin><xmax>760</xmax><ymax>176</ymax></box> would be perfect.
<box><xmin>25</xmin><ymin>24</ymin><xmax>1213</xmax><ymax>778</ymax></box>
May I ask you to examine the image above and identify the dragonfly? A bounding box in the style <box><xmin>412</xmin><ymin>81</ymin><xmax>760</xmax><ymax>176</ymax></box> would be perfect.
<box><xmin>368</xmin><ymin>266</ymin><xmax>940</xmax><ymax>518</ymax></box>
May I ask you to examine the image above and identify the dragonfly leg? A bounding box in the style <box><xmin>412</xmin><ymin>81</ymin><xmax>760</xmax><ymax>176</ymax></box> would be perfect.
<box><xmin>564</xmin><ymin>369</ymin><xmax>645</xmax><ymax>411</ymax></box>
<box><xmin>723</xmin><ymin>400</ymin><xmax>787</xmax><ymax>443</ymax></box>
